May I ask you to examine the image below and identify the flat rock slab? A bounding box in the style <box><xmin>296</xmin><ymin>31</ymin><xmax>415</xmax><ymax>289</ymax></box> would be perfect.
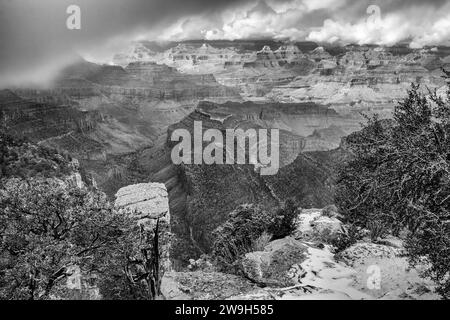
<box><xmin>115</xmin><ymin>182</ymin><xmax>169</xmax><ymax>221</ymax></box>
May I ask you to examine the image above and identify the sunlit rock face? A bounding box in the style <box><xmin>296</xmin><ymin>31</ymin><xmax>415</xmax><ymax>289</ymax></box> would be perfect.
<box><xmin>113</xmin><ymin>42</ymin><xmax>158</xmax><ymax>66</ymax></box>
<box><xmin>116</xmin><ymin>41</ymin><xmax>447</xmax><ymax>116</ymax></box>
<box><xmin>267</xmin><ymin>46</ymin><xmax>446</xmax><ymax>136</ymax></box>
<box><xmin>274</xmin><ymin>45</ymin><xmax>304</xmax><ymax>62</ymax></box>
<box><xmin>163</xmin><ymin>43</ymin><xmax>243</xmax><ymax>74</ymax></box>
<box><xmin>113</xmin><ymin>42</ymin><xmax>318</xmax><ymax>100</ymax></box>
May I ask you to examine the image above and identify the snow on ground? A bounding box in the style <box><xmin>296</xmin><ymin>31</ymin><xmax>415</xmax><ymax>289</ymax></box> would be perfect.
<box><xmin>237</xmin><ymin>208</ymin><xmax>440</xmax><ymax>300</ymax></box>
<box><xmin>337</xmin><ymin>243</ymin><xmax>439</xmax><ymax>300</ymax></box>
<box><xmin>298</xmin><ymin>245</ymin><xmax>373</xmax><ymax>300</ymax></box>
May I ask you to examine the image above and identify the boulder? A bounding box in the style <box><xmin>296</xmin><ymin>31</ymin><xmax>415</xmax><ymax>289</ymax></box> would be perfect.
<box><xmin>294</xmin><ymin>208</ymin><xmax>342</xmax><ymax>243</ymax></box>
<box><xmin>310</xmin><ymin>216</ymin><xmax>342</xmax><ymax>241</ymax></box>
<box><xmin>241</xmin><ymin>237</ymin><xmax>308</xmax><ymax>287</ymax></box>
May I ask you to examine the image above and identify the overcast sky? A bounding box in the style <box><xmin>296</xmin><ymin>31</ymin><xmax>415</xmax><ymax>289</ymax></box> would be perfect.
<box><xmin>1</xmin><ymin>0</ymin><xmax>450</xmax><ymax>88</ymax></box>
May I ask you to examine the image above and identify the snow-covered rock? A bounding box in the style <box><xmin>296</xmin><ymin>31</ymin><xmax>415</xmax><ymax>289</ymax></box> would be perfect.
<box><xmin>294</xmin><ymin>208</ymin><xmax>342</xmax><ymax>243</ymax></box>
<box><xmin>336</xmin><ymin>242</ymin><xmax>401</xmax><ymax>267</ymax></box>
<box><xmin>241</xmin><ymin>237</ymin><xmax>308</xmax><ymax>287</ymax></box>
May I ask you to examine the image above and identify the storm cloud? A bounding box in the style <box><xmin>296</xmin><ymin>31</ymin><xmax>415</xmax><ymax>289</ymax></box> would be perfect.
<box><xmin>0</xmin><ymin>0</ymin><xmax>450</xmax><ymax>88</ymax></box>
<box><xmin>0</xmin><ymin>0</ymin><xmax>250</xmax><ymax>87</ymax></box>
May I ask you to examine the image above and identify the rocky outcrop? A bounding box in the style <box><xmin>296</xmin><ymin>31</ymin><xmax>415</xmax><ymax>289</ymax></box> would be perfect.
<box><xmin>0</xmin><ymin>89</ymin><xmax>102</xmax><ymax>142</ymax></box>
<box><xmin>241</xmin><ymin>237</ymin><xmax>308</xmax><ymax>287</ymax></box>
<box><xmin>274</xmin><ymin>45</ymin><xmax>304</xmax><ymax>62</ymax></box>
<box><xmin>115</xmin><ymin>183</ymin><xmax>171</xmax><ymax>270</ymax></box>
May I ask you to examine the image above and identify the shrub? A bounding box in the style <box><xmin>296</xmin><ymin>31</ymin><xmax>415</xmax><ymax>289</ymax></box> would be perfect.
<box><xmin>251</xmin><ymin>231</ymin><xmax>272</xmax><ymax>251</ymax></box>
<box><xmin>211</xmin><ymin>204</ymin><xmax>272</xmax><ymax>271</ymax></box>
<box><xmin>211</xmin><ymin>199</ymin><xmax>301</xmax><ymax>271</ymax></box>
<box><xmin>322</xmin><ymin>204</ymin><xmax>339</xmax><ymax>218</ymax></box>
<box><xmin>331</xmin><ymin>224</ymin><xmax>365</xmax><ymax>253</ymax></box>
<box><xmin>269</xmin><ymin>198</ymin><xmax>301</xmax><ymax>240</ymax></box>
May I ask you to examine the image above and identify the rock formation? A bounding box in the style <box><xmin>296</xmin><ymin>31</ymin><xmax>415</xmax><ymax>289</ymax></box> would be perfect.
<box><xmin>115</xmin><ymin>183</ymin><xmax>171</xmax><ymax>271</ymax></box>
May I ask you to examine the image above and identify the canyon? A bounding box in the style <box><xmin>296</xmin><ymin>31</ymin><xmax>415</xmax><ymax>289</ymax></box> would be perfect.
<box><xmin>2</xmin><ymin>40</ymin><xmax>450</xmax><ymax>268</ymax></box>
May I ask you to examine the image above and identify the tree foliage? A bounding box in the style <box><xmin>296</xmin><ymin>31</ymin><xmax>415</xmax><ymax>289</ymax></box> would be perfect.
<box><xmin>0</xmin><ymin>178</ymin><xmax>132</xmax><ymax>299</ymax></box>
<box><xmin>0</xmin><ymin>176</ymin><xmax>168</xmax><ymax>300</ymax></box>
<box><xmin>98</xmin><ymin>217</ymin><xmax>170</xmax><ymax>300</ymax></box>
<box><xmin>336</xmin><ymin>74</ymin><xmax>450</xmax><ymax>298</ymax></box>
